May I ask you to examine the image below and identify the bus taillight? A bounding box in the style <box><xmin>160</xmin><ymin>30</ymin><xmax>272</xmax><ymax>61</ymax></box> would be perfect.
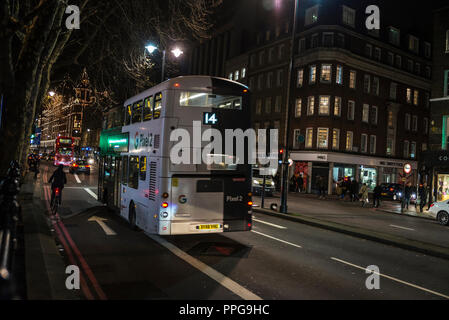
<box><xmin>248</xmin><ymin>201</ymin><xmax>254</xmax><ymax>206</ymax></box>
<box><xmin>161</xmin><ymin>202</ymin><xmax>169</xmax><ymax>208</ymax></box>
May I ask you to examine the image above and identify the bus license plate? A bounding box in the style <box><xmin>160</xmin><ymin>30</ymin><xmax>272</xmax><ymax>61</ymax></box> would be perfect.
<box><xmin>197</xmin><ymin>224</ymin><xmax>221</xmax><ymax>230</ymax></box>
<box><xmin>381</xmin><ymin>193</ymin><xmax>387</xmax><ymax>196</ymax></box>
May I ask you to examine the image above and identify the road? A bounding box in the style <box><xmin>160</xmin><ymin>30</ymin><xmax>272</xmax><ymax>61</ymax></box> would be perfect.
<box><xmin>32</xmin><ymin>162</ymin><xmax>449</xmax><ymax>300</ymax></box>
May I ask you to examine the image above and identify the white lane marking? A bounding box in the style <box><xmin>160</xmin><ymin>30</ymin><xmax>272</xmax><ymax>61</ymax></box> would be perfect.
<box><xmin>390</xmin><ymin>225</ymin><xmax>415</xmax><ymax>231</ymax></box>
<box><xmin>88</xmin><ymin>216</ymin><xmax>117</xmax><ymax>236</ymax></box>
<box><xmin>331</xmin><ymin>257</ymin><xmax>449</xmax><ymax>300</ymax></box>
<box><xmin>74</xmin><ymin>173</ymin><xmax>82</xmax><ymax>184</ymax></box>
<box><xmin>148</xmin><ymin>234</ymin><xmax>262</xmax><ymax>300</ymax></box>
<box><xmin>84</xmin><ymin>188</ymin><xmax>98</xmax><ymax>200</ymax></box>
<box><xmin>253</xmin><ymin>218</ymin><xmax>287</xmax><ymax>229</ymax></box>
<box><xmin>251</xmin><ymin>230</ymin><xmax>302</xmax><ymax>249</ymax></box>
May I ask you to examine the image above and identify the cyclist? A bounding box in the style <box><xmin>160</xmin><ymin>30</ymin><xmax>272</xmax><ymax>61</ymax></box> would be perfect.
<box><xmin>49</xmin><ymin>165</ymin><xmax>67</xmax><ymax>206</ymax></box>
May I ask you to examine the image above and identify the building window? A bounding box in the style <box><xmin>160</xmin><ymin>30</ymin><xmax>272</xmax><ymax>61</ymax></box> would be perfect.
<box><xmin>365</xmin><ymin>44</ymin><xmax>372</xmax><ymax>58</ymax></box>
<box><xmin>321</xmin><ymin>64</ymin><xmax>332</xmax><ymax>83</ymax></box>
<box><xmin>424</xmin><ymin>118</ymin><xmax>429</xmax><ymax>134</ymax></box>
<box><xmin>306</xmin><ymin>128</ymin><xmax>314</xmax><ymax>148</ymax></box>
<box><xmin>309</xmin><ymin>65</ymin><xmax>317</xmax><ymax>84</ymax></box>
<box><xmin>389</xmin><ymin>27</ymin><xmax>401</xmax><ymax>46</ymax></box>
<box><xmin>426</xmin><ymin>66</ymin><xmax>432</xmax><ymax>79</ymax></box>
<box><xmin>403</xmin><ymin>141</ymin><xmax>410</xmax><ymax>158</ymax></box>
<box><xmin>425</xmin><ymin>92</ymin><xmax>430</xmax><ymax>108</ymax></box>
<box><xmin>257</xmin><ymin>75</ymin><xmax>263</xmax><ymax>90</ymax></box>
<box><xmin>374</xmin><ymin>47</ymin><xmax>381</xmax><ymax>61</ymax></box>
<box><xmin>265</xmin><ymin>97</ymin><xmax>272</xmax><ymax>114</ymax></box>
<box><xmin>295</xmin><ymin>98</ymin><xmax>302</xmax><ymax>118</ymax></box>
<box><xmin>297</xmin><ymin>69</ymin><xmax>304</xmax><ymax>87</ymax></box>
<box><xmin>337</xmin><ymin>33</ymin><xmax>345</xmax><ymax>48</ymax></box>
<box><xmin>256</xmin><ymin>99</ymin><xmax>262</xmax><ymax>115</ymax></box>
<box><xmin>317</xmin><ymin>128</ymin><xmax>329</xmax><ymax>149</ymax></box>
<box><xmin>424</xmin><ymin>42</ymin><xmax>431</xmax><ymax>58</ymax></box>
<box><xmin>323</xmin><ymin>33</ymin><xmax>334</xmax><ymax>47</ymax></box>
<box><xmin>250</xmin><ymin>54</ymin><xmax>256</xmax><ymax>67</ymax></box>
<box><xmin>444</xmin><ymin>70</ymin><xmax>449</xmax><ymax>97</ymax></box>
<box><xmin>266</xmin><ymin>30</ymin><xmax>271</xmax><ymax>41</ymax></box>
<box><xmin>334</xmin><ymin>97</ymin><xmax>342</xmax><ymax>117</ymax></box>
<box><xmin>293</xmin><ymin>129</ymin><xmax>301</xmax><ymax>149</ymax></box>
<box><xmin>332</xmin><ymin>129</ymin><xmax>340</xmax><ymax>150</ymax></box>
<box><xmin>241</xmin><ymin>68</ymin><xmax>246</xmax><ymax>78</ymax></box>
<box><xmin>370</xmin><ymin>135</ymin><xmax>377</xmax><ymax>155</ymax></box>
<box><xmin>278</xmin><ymin>44</ymin><xmax>285</xmax><ymax>60</ymax></box>
<box><xmin>336</xmin><ymin>65</ymin><xmax>343</xmax><ymax>85</ymax></box>
<box><xmin>388</xmin><ymin>52</ymin><xmax>394</xmax><ymax>66</ymax></box>
<box><xmin>415</xmin><ymin>63</ymin><xmax>421</xmax><ymax>75</ymax></box>
<box><xmin>390</xmin><ymin>82</ymin><xmax>397</xmax><ymax>100</ymax></box>
<box><xmin>371</xmin><ymin>106</ymin><xmax>378</xmax><ymax>125</ymax></box>
<box><xmin>411</xmin><ymin>142</ymin><xmax>417</xmax><ymax>159</ymax></box>
<box><xmin>372</xmin><ymin>77</ymin><xmax>380</xmax><ymax>95</ymax></box>
<box><xmin>229</xmin><ymin>73</ymin><xmax>233</xmax><ymax>81</ymax></box>
<box><xmin>446</xmin><ymin>30</ymin><xmax>449</xmax><ymax>53</ymax></box>
<box><xmin>363</xmin><ymin>75</ymin><xmax>371</xmax><ymax>93</ymax></box>
<box><xmin>361</xmin><ymin>134</ymin><xmax>368</xmax><ymax>153</ymax></box>
<box><xmin>299</xmin><ymin>38</ymin><xmax>306</xmax><ymax>53</ymax></box>
<box><xmin>396</xmin><ymin>55</ymin><xmax>402</xmax><ymax>68</ymax></box>
<box><xmin>347</xmin><ymin>100</ymin><xmax>355</xmax><ymax>120</ymax></box>
<box><xmin>346</xmin><ymin>131</ymin><xmax>354</xmax><ymax>151</ymax></box>
<box><xmin>405</xmin><ymin>113</ymin><xmax>411</xmax><ymax>130</ymax></box>
<box><xmin>388</xmin><ymin>111</ymin><xmax>394</xmax><ymax>128</ymax></box>
<box><xmin>413</xmin><ymin>90</ymin><xmax>419</xmax><ymax>106</ymax></box>
<box><xmin>266</xmin><ymin>72</ymin><xmax>273</xmax><ymax>89</ymax></box>
<box><xmin>249</xmin><ymin>77</ymin><xmax>255</xmax><ymax>90</ymax></box>
<box><xmin>268</xmin><ymin>47</ymin><xmax>275</xmax><ymax>63</ymax></box>
<box><xmin>235</xmin><ymin>70</ymin><xmax>240</xmax><ymax>81</ymax></box>
<box><xmin>387</xmin><ymin>138</ymin><xmax>394</xmax><ymax>156</ymax></box>
<box><xmin>277</xmin><ymin>69</ymin><xmax>284</xmax><ymax>87</ymax></box>
<box><xmin>319</xmin><ymin>96</ymin><xmax>330</xmax><ymax>115</ymax></box>
<box><xmin>406</xmin><ymin>88</ymin><xmax>412</xmax><ymax>104</ymax></box>
<box><xmin>362</xmin><ymin>104</ymin><xmax>370</xmax><ymax>123</ymax></box>
<box><xmin>259</xmin><ymin>51</ymin><xmax>265</xmax><ymax>65</ymax></box>
<box><xmin>342</xmin><ymin>5</ymin><xmax>356</xmax><ymax>27</ymax></box>
<box><xmin>311</xmin><ymin>34</ymin><xmax>319</xmax><ymax>48</ymax></box>
<box><xmin>407</xmin><ymin>59</ymin><xmax>414</xmax><ymax>72</ymax></box>
<box><xmin>305</xmin><ymin>5</ymin><xmax>319</xmax><ymax>26</ymax></box>
<box><xmin>349</xmin><ymin>70</ymin><xmax>357</xmax><ymax>89</ymax></box>
<box><xmin>307</xmin><ymin>96</ymin><xmax>315</xmax><ymax>115</ymax></box>
<box><xmin>408</xmin><ymin>35</ymin><xmax>419</xmax><ymax>53</ymax></box>
<box><xmin>422</xmin><ymin>143</ymin><xmax>428</xmax><ymax>152</ymax></box>
<box><xmin>275</xmin><ymin>96</ymin><xmax>282</xmax><ymax>113</ymax></box>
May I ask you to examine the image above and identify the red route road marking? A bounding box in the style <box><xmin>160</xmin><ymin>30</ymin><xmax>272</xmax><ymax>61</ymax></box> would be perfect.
<box><xmin>43</xmin><ymin>183</ymin><xmax>106</xmax><ymax>300</ymax></box>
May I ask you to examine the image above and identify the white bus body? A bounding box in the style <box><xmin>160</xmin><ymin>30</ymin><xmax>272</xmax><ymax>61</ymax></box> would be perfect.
<box><xmin>119</xmin><ymin>76</ymin><xmax>253</xmax><ymax>235</ymax></box>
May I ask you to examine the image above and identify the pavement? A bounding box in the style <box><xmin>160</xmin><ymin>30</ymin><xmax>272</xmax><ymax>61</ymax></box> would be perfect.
<box><xmin>14</xmin><ymin>162</ymin><xmax>449</xmax><ymax>300</ymax></box>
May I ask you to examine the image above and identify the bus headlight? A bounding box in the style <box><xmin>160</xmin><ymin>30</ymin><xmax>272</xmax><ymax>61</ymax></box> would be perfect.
<box><xmin>253</xmin><ymin>180</ymin><xmax>259</xmax><ymax>185</ymax></box>
<box><xmin>88</xmin><ymin>158</ymin><xmax>94</xmax><ymax>165</ymax></box>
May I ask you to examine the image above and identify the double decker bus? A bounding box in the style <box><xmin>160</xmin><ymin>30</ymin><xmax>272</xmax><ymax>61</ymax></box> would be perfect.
<box><xmin>101</xmin><ymin>76</ymin><xmax>253</xmax><ymax>235</ymax></box>
<box><xmin>54</xmin><ymin>136</ymin><xmax>75</xmax><ymax>166</ymax></box>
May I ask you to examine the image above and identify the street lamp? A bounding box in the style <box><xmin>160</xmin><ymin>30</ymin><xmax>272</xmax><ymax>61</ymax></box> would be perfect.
<box><xmin>145</xmin><ymin>43</ymin><xmax>184</xmax><ymax>83</ymax></box>
<box><xmin>49</xmin><ymin>91</ymin><xmax>56</xmax><ymax>97</ymax></box>
<box><xmin>280</xmin><ymin>0</ymin><xmax>300</xmax><ymax>214</ymax></box>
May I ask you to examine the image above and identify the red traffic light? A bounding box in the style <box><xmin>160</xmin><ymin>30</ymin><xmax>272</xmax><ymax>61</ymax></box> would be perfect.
<box><xmin>279</xmin><ymin>149</ymin><xmax>284</xmax><ymax>154</ymax></box>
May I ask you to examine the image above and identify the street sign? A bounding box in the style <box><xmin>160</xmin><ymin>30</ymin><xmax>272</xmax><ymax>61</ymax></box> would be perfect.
<box><xmin>403</xmin><ymin>163</ymin><xmax>412</xmax><ymax>174</ymax></box>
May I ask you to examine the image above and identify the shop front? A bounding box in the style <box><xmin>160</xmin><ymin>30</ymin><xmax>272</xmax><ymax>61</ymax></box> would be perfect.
<box><xmin>290</xmin><ymin>151</ymin><xmax>418</xmax><ymax>195</ymax></box>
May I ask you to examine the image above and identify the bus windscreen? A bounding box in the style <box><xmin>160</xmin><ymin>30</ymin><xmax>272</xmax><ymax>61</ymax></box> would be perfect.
<box><xmin>179</xmin><ymin>92</ymin><xmax>242</xmax><ymax>110</ymax></box>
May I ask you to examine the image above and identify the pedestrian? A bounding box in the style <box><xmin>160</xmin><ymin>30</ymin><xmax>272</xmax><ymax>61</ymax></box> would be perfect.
<box><xmin>360</xmin><ymin>183</ymin><xmax>369</xmax><ymax>207</ymax></box>
<box><xmin>350</xmin><ymin>179</ymin><xmax>360</xmax><ymax>202</ymax></box>
<box><xmin>297</xmin><ymin>175</ymin><xmax>304</xmax><ymax>193</ymax></box>
<box><xmin>418</xmin><ymin>183</ymin><xmax>428</xmax><ymax>213</ymax></box>
<box><xmin>403</xmin><ymin>183</ymin><xmax>412</xmax><ymax>211</ymax></box>
<box><xmin>373</xmin><ymin>184</ymin><xmax>382</xmax><ymax>208</ymax></box>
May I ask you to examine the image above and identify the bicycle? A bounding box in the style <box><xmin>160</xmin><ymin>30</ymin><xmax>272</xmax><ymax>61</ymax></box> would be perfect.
<box><xmin>51</xmin><ymin>187</ymin><xmax>62</xmax><ymax>216</ymax></box>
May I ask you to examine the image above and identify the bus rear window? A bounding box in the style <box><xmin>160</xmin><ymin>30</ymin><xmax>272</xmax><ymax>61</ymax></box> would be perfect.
<box><xmin>154</xmin><ymin>93</ymin><xmax>162</xmax><ymax>119</ymax></box>
<box><xmin>143</xmin><ymin>96</ymin><xmax>153</xmax><ymax>121</ymax></box>
<box><xmin>179</xmin><ymin>92</ymin><xmax>242</xmax><ymax>110</ymax></box>
<box><xmin>125</xmin><ymin>105</ymin><xmax>132</xmax><ymax>126</ymax></box>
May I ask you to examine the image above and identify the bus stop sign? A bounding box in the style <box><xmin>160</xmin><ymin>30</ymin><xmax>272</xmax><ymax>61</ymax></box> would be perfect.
<box><xmin>403</xmin><ymin>163</ymin><xmax>412</xmax><ymax>174</ymax></box>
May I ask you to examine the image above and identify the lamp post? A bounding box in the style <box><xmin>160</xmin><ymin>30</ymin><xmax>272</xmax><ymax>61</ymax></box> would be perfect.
<box><xmin>145</xmin><ymin>44</ymin><xmax>184</xmax><ymax>83</ymax></box>
<box><xmin>280</xmin><ymin>0</ymin><xmax>299</xmax><ymax>214</ymax></box>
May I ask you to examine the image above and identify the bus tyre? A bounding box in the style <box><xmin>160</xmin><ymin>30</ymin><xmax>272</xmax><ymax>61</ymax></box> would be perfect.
<box><xmin>437</xmin><ymin>211</ymin><xmax>449</xmax><ymax>226</ymax></box>
<box><xmin>129</xmin><ymin>204</ymin><xmax>138</xmax><ymax>230</ymax></box>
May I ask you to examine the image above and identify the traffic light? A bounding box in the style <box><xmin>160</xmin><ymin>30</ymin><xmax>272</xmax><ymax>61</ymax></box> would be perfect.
<box><xmin>278</xmin><ymin>148</ymin><xmax>285</xmax><ymax>164</ymax></box>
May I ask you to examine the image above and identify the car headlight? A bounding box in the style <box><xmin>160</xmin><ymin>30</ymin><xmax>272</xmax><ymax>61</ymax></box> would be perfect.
<box><xmin>253</xmin><ymin>180</ymin><xmax>260</xmax><ymax>185</ymax></box>
<box><xmin>271</xmin><ymin>181</ymin><xmax>275</xmax><ymax>186</ymax></box>
<box><xmin>88</xmin><ymin>159</ymin><xmax>94</xmax><ymax>165</ymax></box>
<box><xmin>398</xmin><ymin>192</ymin><xmax>402</xmax><ymax>197</ymax></box>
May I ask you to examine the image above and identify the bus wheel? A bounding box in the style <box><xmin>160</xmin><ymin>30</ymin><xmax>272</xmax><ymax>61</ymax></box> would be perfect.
<box><xmin>129</xmin><ymin>203</ymin><xmax>138</xmax><ymax>230</ymax></box>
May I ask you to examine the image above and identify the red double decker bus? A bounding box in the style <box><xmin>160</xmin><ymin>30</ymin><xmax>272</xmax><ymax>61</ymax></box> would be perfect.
<box><xmin>54</xmin><ymin>136</ymin><xmax>75</xmax><ymax>166</ymax></box>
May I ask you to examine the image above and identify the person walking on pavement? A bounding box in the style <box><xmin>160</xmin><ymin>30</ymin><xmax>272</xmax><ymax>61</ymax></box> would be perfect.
<box><xmin>403</xmin><ymin>183</ymin><xmax>412</xmax><ymax>211</ymax></box>
<box><xmin>360</xmin><ymin>183</ymin><xmax>369</xmax><ymax>207</ymax></box>
<box><xmin>418</xmin><ymin>183</ymin><xmax>428</xmax><ymax>213</ymax></box>
<box><xmin>297</xmin><ymin>175</ymin><xmax>304</xmax><ymax>193</ymax></box>
<box><xmin>350</xmin><ymin>179</ymin><xmax>360</xmax><ymax>202</ymax></box>
<box><xmin>373</xmin><ymin>184</ymin><xmax>382</xmax><ymax>208</ymax></box>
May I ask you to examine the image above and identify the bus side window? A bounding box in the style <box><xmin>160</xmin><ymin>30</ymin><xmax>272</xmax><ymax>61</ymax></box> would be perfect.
<box><xmin>140</xmin><ymin>156</ymin><xmax>147</xmax><ymax>181</ymax></box>
<box><xmin>125</xmin><ymin>105</ymin><xmax>132</xmax><ymax>126</ymax></box>
<box><xmin>128</xmin><ymin>156</ymin><xmax>139</xmax><ymax>189</ymax></box>
<box><xmin>132</xmin><ymin>101</ymin><xmax>143</xmax><ymax>123</ymax></box>
<box><xmin>143</xmin><ymin>96</ymin><xmax>153</xmax><ymax>121</ymax></box>
<box><xmin>154</xmin><ymin>93</ymin><xmax>162</xmax><ymax>119</ymax></box>
<box><xmin>122</xmin><ymin>156</ymin><xmax>129</xmax><ymax>186</ymax></box>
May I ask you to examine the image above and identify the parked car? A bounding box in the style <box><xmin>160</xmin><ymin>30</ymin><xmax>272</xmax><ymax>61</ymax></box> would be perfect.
<box><xmin>69</xmin><ymin>160</ymin><xmax>91</xmax><ymax>175</ymax></box>
<box><xmin>428</xmin><ymin>201</ymin><xmax>449</xmax><ymax>226</ymax></box>
<box><xmin>380</xmin><ymin>183</ymin><xmax>417</xmax><ymax>203</ymax></box>
<box><xmin>252</xmin><ymin>168</ymin><xmax>275</xmax><ymax>197</ymax></box>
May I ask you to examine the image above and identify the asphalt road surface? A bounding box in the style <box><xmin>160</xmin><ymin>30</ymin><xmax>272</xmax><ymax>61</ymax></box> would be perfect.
<box><xmin>34</xmin><ymin>163</ymin><xmax>449</xmax><ymax>300</ymax></box>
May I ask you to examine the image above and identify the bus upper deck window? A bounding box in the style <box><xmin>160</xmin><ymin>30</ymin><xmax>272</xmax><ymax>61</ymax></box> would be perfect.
<box><xmin>132</xmin><ymin>101</ymin><xmax>143</xmax><ymax>123</ymax></box>
<box><xmin>125</xmin><ymin>105</ymin><xmax>132</xmax><ymax>126</ymax></box>
<box><xmin>154</xmin><ymin>93</ymin><xmax>162</xmax><ymax>119</ymax></box>
<box><xmin>143</xmin><ymin>96</ymin><xmax>153</xmax><ymax>121</ymax></box>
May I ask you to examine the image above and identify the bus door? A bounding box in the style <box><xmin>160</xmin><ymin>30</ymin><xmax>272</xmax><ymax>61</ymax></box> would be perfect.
<box><xmin>114</xmin><ymin>157</ymin><xmax>122</xmax><ymax>209</ymax></box>
<box><xmin>171</xmin><ymin>177</ymin><xmax>224</xmax><ymax>222</ymax></box>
